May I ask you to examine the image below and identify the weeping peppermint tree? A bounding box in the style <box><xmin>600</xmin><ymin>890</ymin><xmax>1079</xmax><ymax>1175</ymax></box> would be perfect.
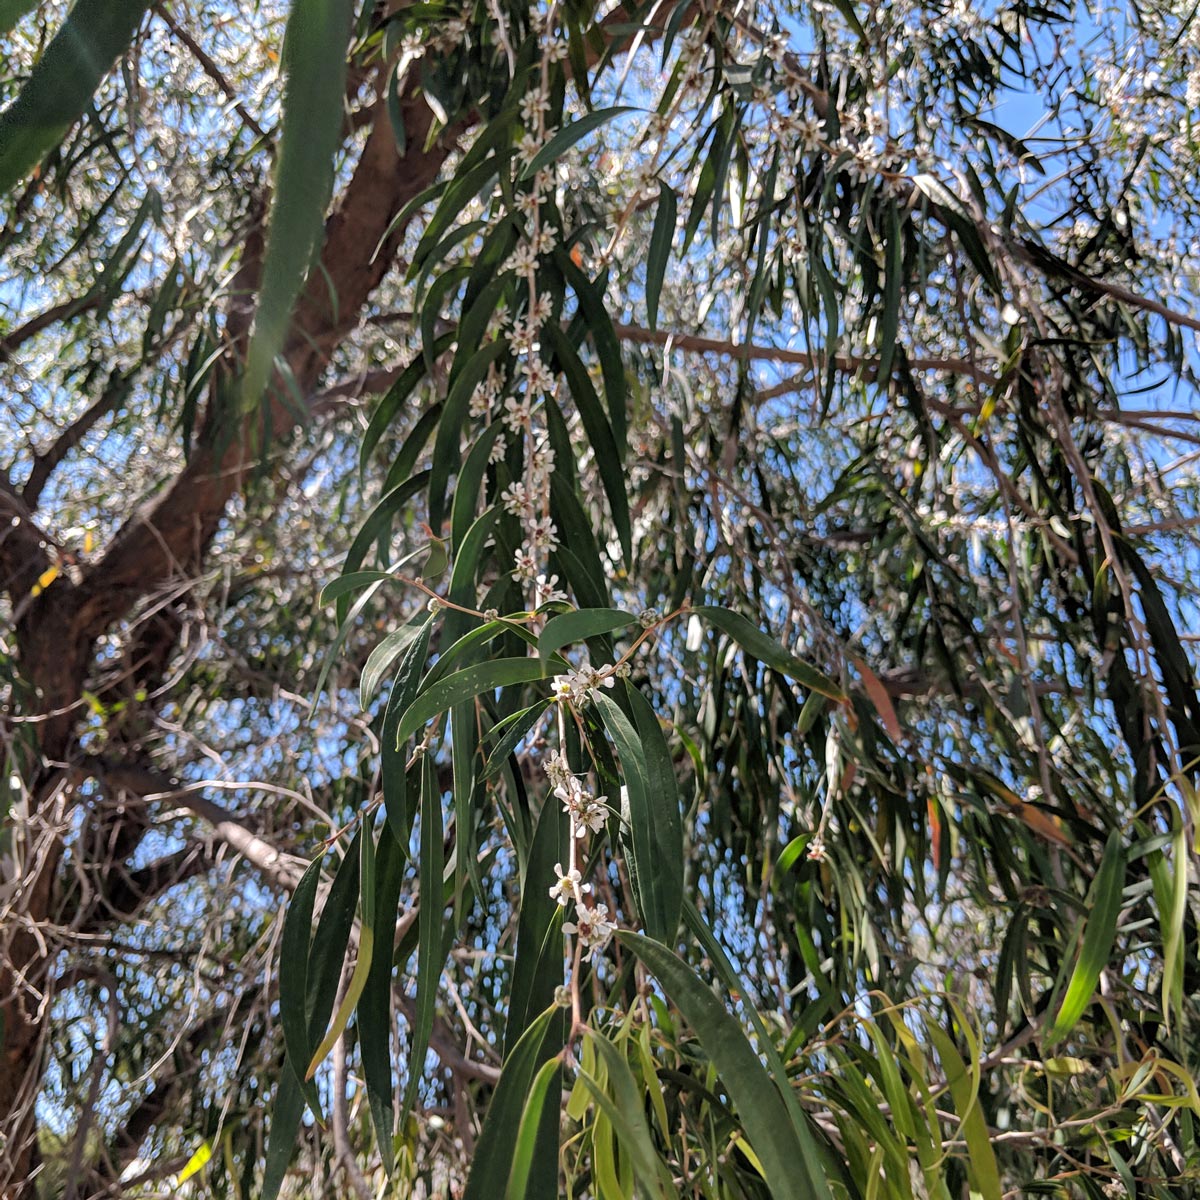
<box><xmin>4</xmin><ymin>0</ymin><xmax>1200</xmax><ymax>1195</ymax></box>
<box><xmin>274</xmin><ymin>2</ymin><xmax>1200</xmax><ymax>1196</ymax></box>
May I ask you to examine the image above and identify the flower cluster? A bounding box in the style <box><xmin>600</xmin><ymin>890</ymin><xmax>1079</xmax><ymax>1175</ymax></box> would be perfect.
<box><xmin>563</xmin><ymin>902</ymin><xmax>616</xmax><ymax>961</ymax></box>
<box><xmin>544</xmin><ymin>749</ymin><xmax>615</xmax><ymax>960</ymax></box>
<box><xmin>550</xmin><ymin>659</ymin><xmax>615</xmax><ymax>704</ymax></box>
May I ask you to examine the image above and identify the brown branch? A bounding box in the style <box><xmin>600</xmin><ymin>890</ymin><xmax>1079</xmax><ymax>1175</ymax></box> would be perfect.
<box><xmin>70</xmin><ymin>97</ymin><xmax>459</xmax><ymax>647</ymax></box>
<box><xmin>614</xmin><ymin>321</ymin><xmax>997</xmax><ymax>385</ymax></box>
<box><xmin>153</xmin><ymin>4</ymin><xmax>270</xmax><ymax>142</ymax></box>
<box><xmin>0</xmin><ymin>292</ymin><xmax>103</xmax><ymax>363</ymax></box>
<box><xmin>0</xmin><ymin>469</ymin><xmax>54</xmax><ymax>600</ymax></box>
<box><xmin>22</xmin><ymin>375</ymin><xmax>129</xmax><ymax>507</ymax></box>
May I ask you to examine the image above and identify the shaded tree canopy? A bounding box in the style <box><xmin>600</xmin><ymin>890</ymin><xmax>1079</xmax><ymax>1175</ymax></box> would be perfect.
<box><xmin>4</xmin><ymin>0</ymin><xmax>1200</xmax><ymax>1197</ymax></box>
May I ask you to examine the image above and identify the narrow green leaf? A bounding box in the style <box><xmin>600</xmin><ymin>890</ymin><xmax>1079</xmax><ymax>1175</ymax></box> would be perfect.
<box><xmin>0</xmin><ymin>0</ymin><xmax>153</xmax><ymax>196</ymax></box>
<box><xmin>619</xmin><ymin>932</ymin><xmax>830</xmax><ymax>1200</ymax></box>
<box><xmin>538</xmin><ymin>608</ymin><xmax>637</xmax><ymax>665</ymax></box>
<box><xmin>280</xmin><ymin>852</ymin><xmax>325</xmax><ymax>1118</ymax></box>
<box><xmin>504</xmin><ymin>1057</ymin><xmax>562</xmax><ymax>1200</ymax></box>
<box><xmin>505</xmin><ymin>795</ymin><xmax>567</xmax><ymax>1056</ymax></box>
<box><xmin>262</xmin><ymin>1067</ymin><xmax>305</xmax><ymax>1200</ymax></box>
<box><xmin>646</xmin><ymin>184</ymin><xmax>677</xmax><ymax>330</ymax></box>
<box><xmin>692</xmin><ymin>606</ymin><xmax>845</xmax><ymax>700</ymax></box>
<box><xmin>428</xmin><ymin>339</ymin><xmax>508</xmax><ymax>533</ymax></box>
<box><xmin>520</xmin><ymin>107</ymin><xmax>639</xmax><ymax>179</ymax></box>
<box><xmin>450</xmin><ymin>421</ymin><xmax>507</xmax><ymax>551</ymax></box>
<box><xmin>381</xmin><ymin>619</ymin><xmax>434</xmax><ymax>845</ymax></box>
<box><xmin>400</xmin><ymin>755</ymin><xmax>444</xmax><ymax>1126</ymax></box>
<box><xmin>305</xmin><ymin>823</ymin><xmax>378</xmax><ymax>1078</ymax></box>
<box><xmin>593</xmin><ymin>687</ymin><xmax>682</xmax><ymax>942</ymax></box>
<box><xmin>359</xmin><ymin>334</ymin><xmax>454</xmax><ymax>476</ymax></box>
<box><xmin>1047</xmin><ymin>829</ymin><xmax>1126</xmax><ymax>1042</ymax></box>
<box><xmin>876</xmin><ymin>202</ymin><xmax>902</xmax><ymax>382</ymax></box>
<box><xmin>359</xmin><ymin>821</ymin><xmax>405</xmax><ymax>1171</ymax></box>
<box><xmin>542</xmin><ymin>324</ymin><xmax>632</xmax><ymax>566</ymax></box>
<box><xmin>462</xmin><ymin>1006</ymin><xmax>560</xmax><ymax>1200</ymax></box>
<box><xmin>360</xmin><ymin>616</ymin><xmax>430</xmax><ymax>710</ymax></box>
<box><xmin>556</xmin><ymin>252</ymin><xmax>627</xmax><ymax>457</ymax></box>
<box><xmin>484</xmin><ymin>700</ymin><xmax>552</xmax><ymax>781</ymax></box>
<box><xmin>305</xmin><ymin>828</ymin><xmax>362</xmax><ymax>1069</ymax></box>
<box><xmin>394</xmin><ymin>658</ymin><xmax>548</xmax><ymax>747</ymax></box>
<box><xmin>242</xmin><ymin>0</ymin><xmax>355</xmax><ymax>408</ymax></box>
<box><xmin>926</xmin><ymin>1026</ymin><xmax>1001</xmax><ymax>1200</ymax></box>
<box><xmin>583</xmin><ymin>1033</ymin><xmax>674</xmax><ymax>1198</ymax></box>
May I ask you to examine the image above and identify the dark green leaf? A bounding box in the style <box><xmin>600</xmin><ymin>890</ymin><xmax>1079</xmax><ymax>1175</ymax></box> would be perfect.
<box><xmin>242</xmin><ymin>0</ymin><xmax>355</xmax><ymax>406</ymax></box>
<box><xmin>543</xmin><ymin>325</ymin><xmax>632</xmax><ymax>566</ymax></box>
<box><xmin>537</xmin><ymin>608</ymin><xmax>637</xmax><ymax>665</ymax></box>
<box><xmin>593</xmin><ymin>687</ymin><xmax>682</xmax><ymax>942</ymax></box>
<box><xmin>395</xmin><ymin>658</ymin><xmax>548</xmax><ymax>747</ymax></box>
<box><xmin>462</xmin><ymin>1006</ymin><xmax>560</xmax><ymax>1200</ymax></box>
<box><xmin>692</xmin><ymin>606</ymin><xmax>845</xmax><ymax>700</ymax></box>
<box><xmin>646</xmin><ymin>184</ymin><xmax>676</xmax><ymax>329</ymax></box>
<box><xmin>619</xmin><ymin>932</ymin><xmax>832</xmax><ymax>1200</ymax></box>
<box><xmin>400</xmin><ymin>755</ymin><xmax>444</xmax><ymax>1125</ymax></box>
<box><xmin>0</xmin><ymin>0</ymin><xmax>154</xmax><ymax>195</ymax></box>
<box><xmin>520</xmin><ymin>107</ymin><xmax>639</xmax><ymax>178</ymax></box>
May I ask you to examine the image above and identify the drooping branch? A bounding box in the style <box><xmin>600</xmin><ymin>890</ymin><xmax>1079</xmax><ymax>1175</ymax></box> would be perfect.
<box><xmin>615</xmin><ymin>321</ymin><xmax>998</xmax><ymax>385</ymax></box>
<box><xmin>0</xmin><ymin>292</ymin><xmax>104</xmax><ymax>363</ymax></box>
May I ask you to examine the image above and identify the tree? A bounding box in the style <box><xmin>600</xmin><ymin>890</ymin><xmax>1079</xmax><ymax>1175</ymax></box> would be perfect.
<box><xmin>3</xmin><ymin>0</ymin><xmax>1200</xmax><ymax>1197</ymax></box>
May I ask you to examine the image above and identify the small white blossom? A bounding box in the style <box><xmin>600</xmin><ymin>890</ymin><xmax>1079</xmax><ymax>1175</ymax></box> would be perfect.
<box><xmin>519</xmin><ymin>89</ymin><xmax>550</xmax><ymax>124</ymax></box>
<box><xmin>545</xmin><ymin>37</ymin><xmax>568</xmax><ymax>62</ymax></box>
<box><xmin>513</xmin><ymin>547</ymin><xmax>538</xmax><ymax>581</ymax></box>
<box><xmin>563</xmin><ymin>902</ymin><xmax>615</xmax><ymax>960</ymax></box>
<box><xmin>524</xmin><ymin>357</ymin><xmax>555</xmax><ymax>394</ymax></box>
<box><xmin>549</xmin><ymin>862</ymin><xmax>590</xmax><ymax>906</ymax></box>
<box><xmin>529</xmin><ymin>517</ymin><xmax>558</xmax><ymax>550</ymax></box>
<box><xmin>573</xmin><ymin>791</ymin><xmax>608</xmax><ymax>837</ymax></box>
<box><xmin>506</xmin><ymin>242</ymin><xmax>539</xmax><ymax>278</ymax></box>
<box><xmin>516</xmin><ymin>132</ymin><xmax>544</xmax><ymax>166</ymax></box>
<box><xmin>532</xmin><ymin>226</ymin><xmax>558</xmax><ymax>255</ymax></box>
<box><xmin>544</xmin><ymin>750</ymin><xmax>573</xmax><ymax>789</ymax></box>
<box><xmin>488</xmin><ymin>435</ymin><xmax>508</xmax><ymax>463</ymax></box>
<box><xmin>550</xmin><ymin>660</ymin><xmax>613</xmax><ymax>704</ymax></box>
<box><xmin>503</xmin><ymin>394</ymin><xmax>533</xmax><ymax>431</ymax></box>
<box><xmin>501</xmin><ymin>481</ymin><xmax>534</xmax><ymax>517</ymax></box>
<box><xmin>535</xmin><ymin>573</ymin><xmax>567</xmax><ymax>605</ymax></box>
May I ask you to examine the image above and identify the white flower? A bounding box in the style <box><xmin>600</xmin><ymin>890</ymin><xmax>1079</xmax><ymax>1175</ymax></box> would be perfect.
<box><xmin>488</xmin><ymin>435</ymin><xmax>508</xmax><ymax>463</ymax></box>
<box><xmin>517</xmin><ymin>190</ymin><xmax>542</xmax><ymax>217</ymax></box>
<box><xmin>535</xmin><ymin>573</ymin><xmax>567</xmax><ymax>605</ymax></box>
<box><xmin>551</xmin><ymin>659</ymin><xmax>615</xmax><ymax>704</ymax></box>
<box><xmin>501</xmin><ymin>481</ymin><xmax>533</xmax><ymax>517</ymax></box>
<box><xmin>503</xmin><ymin>394</ymin><xmax>532</xmax><ymax>431</ymax></box>
<box><xmin>563</xmin><ymin>902</ymin><xmax>615</xmax><ymax>960</ymax></box>
<box><xmin>545</xmin><ymin>37</ymin><xmax>568</xmax><ymax>62</ymax></box>
<box><xmin>529</xmin><ymin>295</ymin><xmax>553</xmax><ymax>325</ymax></box>
<box><xmin>573</xmin><ymin>791</ymin><xmax>608</xmax><ymax>837</ymax></box>
<box><xmin>506</xmin><ymin>242</ymin><xmax>539</xmax><ymax>278</ymax></box>
<box><xmin>519</xmin><ymin>89</ymin><xmax>550</xmax><ymax>124</ymax></box>
<box><xmin>469</xmin><ymin>383</ymin><xmax>494</xmax><ymax>418</ymax></box>
<box><xmin>528</xmin><ymin>443</ymin><xmax>555</xmax><ymax>483</ymax></box>
<box><xmin>529</xmin><ymin>517</ymin><xmax>558</xmax><ymax>550</ymax></box>
<box><xmin>544</xmin><ymin>750</ymin><xmax>573</xmax><ymax>789</ymax></box>
<box><xmin>513</xmin><ymin>547</ymin><xmax>538</xmax><ymax>581</ymax></box>
<box><xmin>549</xmin><ymin>862</ymin><xmax>590</xmax><ymax>906</ymax></box>
<box><xmin>523</xmin><ymin>357</ymin><xmax>555</xmax><ymax>395</ymax></box>
<box><xmin>516</xmin><ymin>132</ymin><xmax>544</xmax><ymax>166</ymax></box>
<box><xmin>533</xmin><ymin>226</ymin><xmax>558</xmax><ymax>255</ymax></box>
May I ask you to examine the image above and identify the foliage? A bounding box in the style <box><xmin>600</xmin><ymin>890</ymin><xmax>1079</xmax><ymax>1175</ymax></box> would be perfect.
<box><xmin>4</xmin><ymin>0</ymin><xmax>1200</xmax><ymax>1198</ymax></box>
